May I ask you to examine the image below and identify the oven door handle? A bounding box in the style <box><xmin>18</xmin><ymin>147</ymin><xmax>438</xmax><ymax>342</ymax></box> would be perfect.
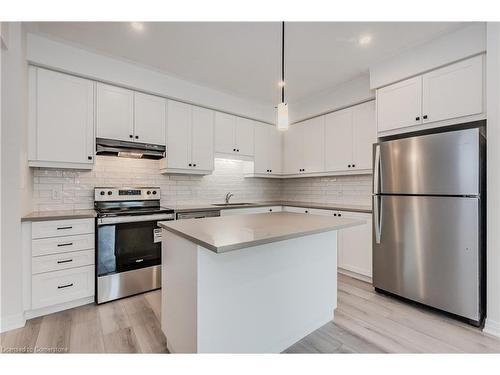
<box><xmin>98</xmin><ymin>213</ymin><xmax>174</xmax><ymax>225</ymax></box>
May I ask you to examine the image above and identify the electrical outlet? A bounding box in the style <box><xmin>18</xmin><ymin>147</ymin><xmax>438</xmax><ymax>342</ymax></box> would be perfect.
<box><xmin>52</xmin><ymin>189</ymin><xmax>61</xmax><ymax>200</ymax></box>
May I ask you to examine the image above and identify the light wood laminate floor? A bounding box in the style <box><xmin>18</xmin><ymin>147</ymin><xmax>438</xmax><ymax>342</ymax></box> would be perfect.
<box><xmin>2</xmin><ymin>275</ymin><xmax>499</xmax><ymax>353</ymax></box>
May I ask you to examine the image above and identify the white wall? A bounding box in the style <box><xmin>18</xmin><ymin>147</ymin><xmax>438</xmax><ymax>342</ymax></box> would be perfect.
<box><xmin>370</xmin><ymin>23</ymin><xmax>486</xmax><ymax>89</ymax></box>
<box><xmin>289</xmin><ymin>74</ymin><xmax>373</xmax><ymax>123</ymax></box>
<box><xmin>485</xmin><ymin>22</ymin><xmax>500</xmax><ymax>338</ymax></box>
<box><xmin>1</xmin><ymin>22</ymin><xmax>30</xmax><ymax>332</ymax></box>
<box><xmin>26</xmin><ymin>33</ymin><xmax>275</xmax><ymax>124</ymax></box>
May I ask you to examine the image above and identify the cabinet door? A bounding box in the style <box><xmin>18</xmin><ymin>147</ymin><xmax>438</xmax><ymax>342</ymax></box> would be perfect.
<box><xmin>302</xmin><ymin>116</ymin><xmax>325</xmax><ymax>173</ymax></box>
<box><xmin>254</xmin><ymin>123</ymin><xmax>271</xmax><ymax>174</ymax></box>
<box><xmin>377</xmin><ymin>76</ymin><xmax>422</xmax><ymax>133</ymax></box>
<box><xmin>283</xmin><ymin>123</ymin><xmax>303</xmax><ymax>174</ymax></box>
<box><xmin>214</xmin><ymin>112</ymin><xmax>236</xmax><ymax>154</ymax></box>
<box><xmin>325</xmin><ymin>107</ymin><xmax>353</xmax><ymax>172</ymax></box>
<box><xmin>338</xmin><ymin>212</ymin><xmax>372</xmax><ymax>278</ymax></box>
<box><xmin>166</xmin><ymin>101</ymin><xmax>191</xmax><ymax>170</ymax></box>
<box><xmin>352</xmin><ymin>101</ymin><xmax>376</xmax><ymax>170</ymax></box>
<box><xmin>269</xmin><ymin>125</ymin><xmax>283</xmax><ymax>174</ymax></box>
<box><xmin>191</xmin><ymin>106</ymin><xmax>214</xmax><ymax>171</ymax></box>
<box><xmin>34</xmin><ymin>68</ymin><xmax>94</xmax><ymax>164</ymax></box>
<box><xmin>96</xmin><ymin>83</ymin><xmax>134</xmax><ymax>142</ymax></box>
<box><xmin>422</xmin><ymin>55</ymin><xmax>483</xmax><ymax>124</ymax></box>
<box><xmin>134</xmin><ymin>92</ymin><xmax>166</xmax><ymax>145</ymax></box>
<box><xmin>235</xmin><ymin>117</ymin><xmax>255</xmax><ymax>156</ymax></box>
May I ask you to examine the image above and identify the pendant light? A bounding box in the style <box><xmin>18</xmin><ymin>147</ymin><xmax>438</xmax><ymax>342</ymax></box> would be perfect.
<box><xmin>276</xmin><ymin>21</ymin><xmax>289</xmax><ymax>131</ymax></box>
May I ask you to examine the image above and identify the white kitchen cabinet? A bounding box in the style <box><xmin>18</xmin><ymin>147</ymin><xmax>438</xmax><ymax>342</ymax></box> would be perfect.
<box><xmin>338</xmin><ymin>211</ymin><xmax>372</xmax><ymax>279</ymax></box>
<box><xmin>422</xmin><ymin>55</ymin><xmax>483</xmax><ymax>125</ymax></box>
<box><xmin>254</xmin><ymin>122</ymin><xmax>282</xmax><ymax>175</ymax></box>
<box><xmin>96</xmin><ymin>83</ymin><xmax>134</xmax><ymax>142</ymax></box>
<box><xmin>235</xmin><ymin>117</ymin><xmax>255</xmax><ymax>156</ymax></box>
<box><xmin>352</xmin><ymin>101</ymin><xmax>377</xmax><ymax>170</ymax></box>
<box><xmin>28</xmin><ymin>67</ymin><xmax>95</xmax><ymax>169</ymax></box>
<box><xmin>376</xmin><ymin>76</ymin><xmax>422</xmax><ymax>133</ymax></box>
<box><xmin>162</xmin><ymin>101</ymin><xmax>214</xmax><ymax>174</ymax></box>
<box><xmin>134</xmin><ymin>92</ymin><xmax>166</xmax><ymax>145</ymax></box>
<box><xmin>325</xmin><ymin>107</ymin><xmax>353</xmax><ymax>172</ymax></box>
<box><xmin>377</xmin><ymin>55</ymin><xmax>485</xmax><ymax>135</ymax></box>
<box><xmin>214</xmin><ymin>112</ymin><xmax>255</xmax><ymax>157</ymax></box>
<box><xmin>221</xmin><ymin>206</ymin><xmax>282</xmax><ymax>216</ymax></box>
<box><xmin>283</xmin><ymin>117</ymin><xmax>325</xmax><ymax>175</ymax></box>
<box><xmin>191</xmin><ymin>106</ymin><xmax>215</xmax><ymax>172</ymax></box>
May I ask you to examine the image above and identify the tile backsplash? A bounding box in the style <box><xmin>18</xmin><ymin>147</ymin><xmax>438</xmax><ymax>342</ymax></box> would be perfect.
<box><xmin>32</xmin><ymin>156</ymin><xmax>372</xmax><ymax>211</ymax></box>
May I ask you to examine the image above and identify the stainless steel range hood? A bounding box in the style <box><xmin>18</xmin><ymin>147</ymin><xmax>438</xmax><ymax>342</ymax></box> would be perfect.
<box><xmin>96</xmin><ymin>138</ymin><xmax>165</xmax><ymax>160</ymax></box>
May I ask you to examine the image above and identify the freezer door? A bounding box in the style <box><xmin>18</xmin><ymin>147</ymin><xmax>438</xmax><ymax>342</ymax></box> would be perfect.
<box><xmin>373</xmin><ymin>195</ymin><xmax>480</xmax><ymax>321</ymax></box>
<box><xmin>376</xmin><ymin>128</ymin><xmax>480</xmax><ymax>195</ymax></box>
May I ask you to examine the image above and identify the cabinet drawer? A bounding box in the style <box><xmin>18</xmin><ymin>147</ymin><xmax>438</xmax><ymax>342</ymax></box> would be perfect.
<box><xmin>32</xmin><ymin>265</ymin><xmax>94</xmax><ymax>309</ymax></box>
<box><xmin>32</xmin><ymin>249</ymin><xmax>94</xmax><ymax>274</ymax></box>
<box><xmin>32</xmin><ymin>218</ymin><xmax>94</xmax><ymax>239</ymax></box>
<box><xmin>32</xmin><ymin>233</ymin><xmax>94</xmax><ymax>257</ymax></box>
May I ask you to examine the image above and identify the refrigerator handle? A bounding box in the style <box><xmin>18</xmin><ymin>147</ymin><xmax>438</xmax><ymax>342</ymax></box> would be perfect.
<box><xmin>373</xmin><ymin>144</ymin><xmax>381</xmax><ymax>194</ymax></box>
<box><xmin>374</xmin><ymin>195</ymin><xmax>382</xmax><ymax>244</ymax></box>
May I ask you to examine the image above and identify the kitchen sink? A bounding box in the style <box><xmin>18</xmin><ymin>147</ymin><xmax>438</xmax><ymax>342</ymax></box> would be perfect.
<box><xmin>212</xmin><ymin>203</ymin><xmax>254</xmax><ymax>207</ymax></box>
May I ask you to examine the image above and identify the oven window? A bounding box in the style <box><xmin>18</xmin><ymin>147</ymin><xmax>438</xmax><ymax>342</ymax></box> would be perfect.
<box><xmin>97</xmin><ymin>220</ymin><xmax>161</xmax><ymax>276</ymax></box>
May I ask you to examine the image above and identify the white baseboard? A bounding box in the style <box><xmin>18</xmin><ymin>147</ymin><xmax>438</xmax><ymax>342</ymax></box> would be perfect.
<box><xmin>338</xmin><ymin>267</ymin><xmax>372</xmax><ymax>284</ymax></box>
<box><xmin>25</xmin><ymin>296</ymin><xmax>94</xmax><ymax>320</ymax></box>
<box><xmin>0</xmin><ymin>313</ymin><xmax>26</xmax><ymax>333</ymax></box>
<box><xmin>483</xmin><ymin>319</ymin><xmax>500</xmax><ymax>338</ymax></box>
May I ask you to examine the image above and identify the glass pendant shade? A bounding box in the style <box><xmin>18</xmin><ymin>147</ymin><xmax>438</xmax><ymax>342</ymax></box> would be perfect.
<box><xmin>276</xmin><ymin>102</ymin><xmax>289</xmax><ymax>131</ymax></box>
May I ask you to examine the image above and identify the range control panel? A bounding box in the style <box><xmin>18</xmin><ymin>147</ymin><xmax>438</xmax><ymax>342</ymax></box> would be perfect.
<box><xmin>94</xmin><ymin>187</ymin><xmax>160</xmax><ymax>201</ymax></box>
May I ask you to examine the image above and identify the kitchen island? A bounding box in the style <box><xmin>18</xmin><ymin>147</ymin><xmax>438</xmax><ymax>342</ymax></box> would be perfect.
<box><xmin>158</xmin><ymin>212</ymin><xmax>363</xmax><ymax>353</ymax></box>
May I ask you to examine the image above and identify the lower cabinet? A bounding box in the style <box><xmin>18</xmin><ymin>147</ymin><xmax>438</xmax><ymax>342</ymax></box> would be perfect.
<box><xmin>220</xmin><ymin>206</ymin><xmax>283</xmax><ymax>216</ymax></box>
<box><xmin>28</xmin><ymin>218</ymin><xmax>95</xmax><ymax>313</ymax></box>
<box><xmin>337</xmin><ymin>211</ymin><xmax>372</xmax><ymax>279</ymax></box>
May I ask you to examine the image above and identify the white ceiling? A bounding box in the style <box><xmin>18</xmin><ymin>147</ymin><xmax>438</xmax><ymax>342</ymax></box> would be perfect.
<box><xmin>27</xmin><ymin>22</ymin><xmax>469</xmax><ymax>105</ymax></box>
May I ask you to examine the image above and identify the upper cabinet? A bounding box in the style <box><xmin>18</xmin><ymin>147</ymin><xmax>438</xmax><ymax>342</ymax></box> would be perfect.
<box><xmin>134</xmin><ymin>92</ymin><xmax>167</xmax><ymax>145</ymax></box>
<box><xmin>377</xmin><ymin>55</ymin><xmax>484</xmax><ymax>134</ymax></box>
<box><xmin>29</xmin><ymin>67</ymin><xmax>95</xmax><ymax>169</ymax></box>
<box><xmin>283</xmin><ymin>117</ymin><xmax>325</xmax><ymax>175</ymax></box>
<box><xmin>161</xmin><ymin>101</ymin><xmax>214</xmax><ymax>174</ymax></box>
<box><xmin>96</xmin><ymin>83</ymin><xmax>134</xmax><ymax>142</ymax></box>
<box><xmin>253</xmin><ymin>122</ymin><xmax>282</xmax><ymax>175</ymax></box>
<box><xmin>325</xmin><ymin>101</ymin><xmax>376</xmax><ymax>173</ymax></box>
<box><xmin>214</xmin><ymin>112</ymin><xmax>255</xmax><ymax>157</ymax></box>
<box><xmin>97</xmin><ymin>83</ymin><xmax>166</xmax><ymax>145</ymax></box>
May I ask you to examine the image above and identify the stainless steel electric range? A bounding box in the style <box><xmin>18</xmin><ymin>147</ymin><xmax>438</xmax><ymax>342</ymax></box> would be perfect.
<box><xmin>94</xmin><ymin>187</ymin><xmax>174</xmax><ymax>304</ymax></box>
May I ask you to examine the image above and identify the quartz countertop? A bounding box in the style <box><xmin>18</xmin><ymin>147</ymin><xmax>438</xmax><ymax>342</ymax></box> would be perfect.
<box><xmin>171</xmin><ymin>201</ymin><xmax>372</xmax><ymax>214</ymax></box>
<box><xmin>159</xmin><ymin>211</ymin><xmax>364</xmax><ymax>253</ymax></box>
<box><xmin>21</xmin><ymin>209</ymin><xmax>97</xmax><ymax>222</ymax></box>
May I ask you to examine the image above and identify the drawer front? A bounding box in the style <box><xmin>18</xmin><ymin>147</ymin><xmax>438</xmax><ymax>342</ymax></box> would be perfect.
<box><xmin>32</xmin><ymin>249</ymin><xmax>95</xmax><ymax>274</ymax></box>
<box><xmin>32</xmin><ymin>233</ymin><xmax>94</xmax><ymax>257</ymax></box>
<box><xmin>32</xmin><ymin>265</ymin><xmax>94</xmax><ymax>309</ymax></box>
<box><xmin>32</xmin><ymin>218</ymin><xmax>94</xmax><ymax>239</ymax></box>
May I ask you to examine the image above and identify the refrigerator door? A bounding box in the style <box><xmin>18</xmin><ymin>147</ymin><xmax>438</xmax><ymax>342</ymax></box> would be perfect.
<box><xmin>373</xmin><ymin>195</ymin><xmax>480</xmax><ymax>321</ymax></box>
<box><xmin>376</xmin><ymin>128</ymin><xmax>479</xmax><ymax>195</ymax></box>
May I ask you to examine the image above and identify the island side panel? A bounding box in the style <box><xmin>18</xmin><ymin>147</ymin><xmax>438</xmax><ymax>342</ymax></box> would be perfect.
<box><xmin>196</xmin><ymin>231</ymin><xmax>338</xmax><ymax>353</ymax></box>
<box><xmin>161</xmin><ymin>230</ymin><xmax>198</xmax><ymax>353</ymax></box>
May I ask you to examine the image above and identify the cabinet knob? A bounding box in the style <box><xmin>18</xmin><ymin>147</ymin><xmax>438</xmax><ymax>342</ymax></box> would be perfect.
<box><xmin>352</xmin><ymin>164</ymin><xmax>355</xmax><ymax>168</ymax></box>
<box><xmin>233</xmin><ymin>148</ymin><xmax>236</xmax><ymax>152</ymax></box>
<box><xmin>129</xmin><ymin>134</ymin><xmax>133</xmax><ymax>138</ymax></box>
<box><xmin>348</xmin><ymin>165</ymin><xmax>351</xmax><ymax>168</ymax></box>
<box><xmin>339</xmin><ymin>213</ymin><xmax>342</xmax><ymax>217</ymax></box>
<box><xmin>193</xmin><ymin>163</ymin><xmax>197</xmax><ymax>167</ymax></box>
<box><xmin>415</xmin><ymin>116</ymin><xmax>420</xmax><ymax>121</ymax></box>
<box><xmin>269</xmin><ymin>169</ymin><xmax>272</xmax><ymax>172</ymax></box>
<box><xmin>188</xmin><ymin>163</ymin><xmax>192</xmax><ymax>167</ymax></box>
<box><xmin>423</xmin><ymin>115</ymin><xmax>428</xmax><ymax>120</ymax></box>
<box><xmin>88</xmin><ymin>156</ymin><xmax>93</xmax><ymax>160</ymax></box>
<box><xmin>305</xmin><ymin>210</ymin><xmax>309</xmax><ymax>214</ymax></box>
<box><xmin>135</xmin><ymin>135</ymin><xmax>139</xmax><ymax>139</ymax></box>
<box><xmin>237</xmin><ymin>149</ymin><xmax>240</xmax><ymax>152</ymax></box>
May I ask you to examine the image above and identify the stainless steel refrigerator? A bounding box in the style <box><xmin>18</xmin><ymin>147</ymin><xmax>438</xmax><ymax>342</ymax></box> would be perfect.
<box><xmin>372</xmin><ymin>123</ymin><xmax>486</xmax><ymax>326</ymax></box>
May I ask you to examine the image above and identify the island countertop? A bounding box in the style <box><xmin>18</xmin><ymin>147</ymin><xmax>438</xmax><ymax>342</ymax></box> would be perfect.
<box><xmin>158</xmin><ymin>211</ymin><xmax>364</xmax><ymax>253</ymax></box>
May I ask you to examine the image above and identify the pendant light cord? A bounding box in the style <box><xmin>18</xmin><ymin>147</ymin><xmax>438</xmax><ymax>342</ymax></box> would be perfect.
<box><xmin>281</xmin><ymin>21</ymin><xmax>285</xmax><ymax>103</ymax></box>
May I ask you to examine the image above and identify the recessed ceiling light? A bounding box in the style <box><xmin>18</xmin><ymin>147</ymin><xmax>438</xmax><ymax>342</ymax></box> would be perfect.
<box><xmin>278</xmin><ymin>80</ymin><xmax>286</xmax><ymax>88</ymax></box>
<box><xmin>130</xmin><ymin>22</ymin><xmax>144</xmax><ymax>32</ymax></box>
<box><xmin>358</xmin><ymin>35</ymin><xmax>372</xmax><ymax>46</ymax></box>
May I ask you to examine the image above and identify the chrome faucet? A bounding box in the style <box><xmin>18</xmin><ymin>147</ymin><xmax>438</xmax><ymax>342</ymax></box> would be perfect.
<box><xmin>225</xmin><ymin>192</ymin><xmax>234</xmax><ymax>204</ymax></box>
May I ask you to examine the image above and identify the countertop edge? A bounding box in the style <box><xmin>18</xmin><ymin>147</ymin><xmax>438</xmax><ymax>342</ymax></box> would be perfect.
<box><xmin>21</xmin><ymin>211</ymin><xmax>97</xmax><ymax>222</ymax></box>
<box><xmin>159</xmin><ymin>218</ymin><xmax>364</xmax><ymax>254</ymax></box>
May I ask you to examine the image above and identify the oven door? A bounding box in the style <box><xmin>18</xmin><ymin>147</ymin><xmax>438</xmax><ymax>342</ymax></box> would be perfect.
<box><xmin>97</xmin><ymin>214</ymin><xmax>172</xmax><ymax>277</ymax></box>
